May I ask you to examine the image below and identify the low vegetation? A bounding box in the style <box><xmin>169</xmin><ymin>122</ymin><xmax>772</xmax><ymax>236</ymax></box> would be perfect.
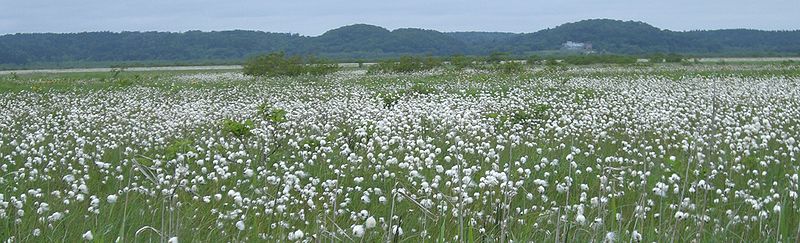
<box><xmin>561</xmin><ymin>54</ymin><xmax>638</xmax><ymax>65</ymax></box>
<box><xmin>1</xmin><ymin>63</ymin><xmax>800</xmax><ymax>242</ymax></box>
<box><xmin>242</xmin><ymin>52</ymin><xmax>339</xmax><ymax>77</ymax></box>
<box><xmin>368</xmin><ymin>56</ymin><xmax>443</xmax><ymax>73</ymax></box>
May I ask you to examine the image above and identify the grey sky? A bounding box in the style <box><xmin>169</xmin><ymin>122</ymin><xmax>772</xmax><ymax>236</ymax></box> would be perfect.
<box><xmin>1</xmin><ymin>0</ymin><xmax>798</xmax><ymax>35</ymax></box>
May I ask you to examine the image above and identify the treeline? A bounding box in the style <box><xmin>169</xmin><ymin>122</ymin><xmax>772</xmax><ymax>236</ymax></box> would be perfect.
<box><xmin>2</xmin><ymin>19</ymin><xmax>799</xmax><ymax>68</ymax></box>
<box><xmin>244</xmin><ymin>52</ymin><xmax>690</xmax><ymax>77</ymax></box>
<box><xmin>242</xmin><ymin>52</ymin><xmax>339</xmax><ymax>76</ymax></box>
<box><xmin>0</xmin><ymin>30</ymin><xmax>298</xmax><ymax>66</ymax></box>
<box><xmin>503</xmin><ymin>19</ymin><xmax>800</xmax><ymax>55</ymax></box>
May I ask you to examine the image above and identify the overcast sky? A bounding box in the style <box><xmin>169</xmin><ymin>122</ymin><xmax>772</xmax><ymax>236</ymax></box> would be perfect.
<box><xmin>1</xmin><ymin>0</ymin><xmax>798</xmax><ymax>35</ymax></box>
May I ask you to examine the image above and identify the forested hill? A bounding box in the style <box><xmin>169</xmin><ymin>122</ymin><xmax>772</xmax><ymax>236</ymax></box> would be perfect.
<box><xmin>502</xmin><ymin>19</ymin><xmax>800</xmax><ymax>55</ymax></box>
<box><xmin>2</xmin><ymin>19</ymin><xmax>799</xmax><ymax>67</ymax></box>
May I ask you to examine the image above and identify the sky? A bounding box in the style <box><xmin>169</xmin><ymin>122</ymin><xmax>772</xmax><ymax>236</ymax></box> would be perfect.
<box><xmin>1</xmin><ymin>0</ymin><xmax>798</xmax><ymax>35</ymax></box>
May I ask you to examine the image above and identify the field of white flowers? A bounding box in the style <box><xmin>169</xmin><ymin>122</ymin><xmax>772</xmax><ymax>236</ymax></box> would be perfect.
<box><xmin>1</xmin><ymin>64</ymin><xmax>799</xmax><ymax>242</ymax></box>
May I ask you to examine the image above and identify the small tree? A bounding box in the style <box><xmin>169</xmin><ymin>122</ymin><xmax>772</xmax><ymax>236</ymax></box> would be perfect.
<box><xmin>526</xmin><ymin>55</ymin><xmax>542</xmax><ymax>65</ymax></box>
<box><xmin>486</xmin><ymin>52</ymin><xmax>509</xmax><ymax>64</ymax></box>
<box><xmin>493</xmin><ymin>61</ymin><xmax>526</xmax><ymax>74</ymax></box>
<box><xmin>664</xmin><ymin>53</ymin><xmax>684</xmax><ymax>63</ymax></box>
<box><xmin>243</xmin><ymin>52</ymin><xmax>339</xmax><ymax>77</ymax></box>
<box><xmin>222</xmin><ymin>119</ymin><xmax>254</xmax><ymax>138</ymax></box>
<box><xmin>450</xmin><ymin>55</ymin><xmax>473</xmax><ymax>70</ymax></box>
<box><xmin>368</xmin><ymin>56</ymin><xmax>441</xmax><ymax>74</ymax></box>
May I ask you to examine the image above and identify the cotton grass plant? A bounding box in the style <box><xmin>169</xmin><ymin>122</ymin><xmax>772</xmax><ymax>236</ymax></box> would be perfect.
<box><xmin>1</xmin><ymin>63</ymin><xmax>799</xmax><ymax>242</ymax></box>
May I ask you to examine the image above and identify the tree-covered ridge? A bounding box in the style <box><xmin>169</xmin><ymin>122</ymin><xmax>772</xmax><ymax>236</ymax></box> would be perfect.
<box><xmin>505</xmin><ymin>19</ymin><xmax>678</xmax><ymax>53</ymax></box>
<box><xmin>505</xmin><ymin>19</ymin><xmax>800</xmax><ymax>54</ymax></box>
<box><xmin>1</xmin><ymin>19</ymin><xmax>799</xmax><ymax>66</ymax></box>
<box><xmin>309</xmin><ymin>24</ymin><xmax>466</xmax><ymax>56</ymax></box>
<box><xmin>0</xmin><ymin>30</ymin><xmax>300</xmax><ymax>65</ymax></box>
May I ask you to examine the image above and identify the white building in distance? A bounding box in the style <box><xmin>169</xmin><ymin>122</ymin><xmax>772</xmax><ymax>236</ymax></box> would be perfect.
<box><xmin>562</xmin><ymin>41</ymin><xmax>593</xmax><ymax>52</ymax></box>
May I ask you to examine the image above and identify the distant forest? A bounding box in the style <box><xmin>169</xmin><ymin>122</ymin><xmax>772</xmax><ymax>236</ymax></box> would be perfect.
<box><xmin>1</xmin><ymin>19</ymin><xmax>799</xmax><ymax>68</ymax></box>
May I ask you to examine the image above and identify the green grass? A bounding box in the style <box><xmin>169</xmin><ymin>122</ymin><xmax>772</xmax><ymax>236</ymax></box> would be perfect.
<box><xmin>1</xmin><ymin>62</ymin><xmax>799</xmax><ymax>242</ymax></box>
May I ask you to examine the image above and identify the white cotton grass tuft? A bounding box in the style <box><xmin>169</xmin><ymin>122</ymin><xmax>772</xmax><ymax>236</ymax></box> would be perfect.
<box><xmin>82</xmin><ymin>230</ymin><xmax>93</xmax><ymax>241</ymax></box>
<box><xmin>235</xmin><ymin>220</ymin><xmax>245</xmax><ymax>231</ymax></box>
<box><xmin>604</xmin><ymin>232</ymin><xmax>616</xmax><ymax>242</ymax></box>
<box><xmin>168</xmin><ymin>237</ymin><xmax>179</xmax><ymax>243</ymax></box>
<box><xmin>575</xmin><ymin>214</ymin><xmax>586</xmax><ymax>225</ymax></box>
<box><xmin>107</xmin><ymin>194</ymin><xmax>118</xmax><ymax>204</ymax></box>
<box><xmin>391</xmin><ymin>225</ymin><xmax>404</xmax><ymax>236</ymax></box>
<box><xmin>352</xmin><ymin>224</ymin><xmax>365</xmax><ymax>237</ymax></box>
<box><xmin>674</xmin><ymin>211</ymin><xmax>688</xmax><ymax>220</ymax></box>
<box><xmin>365</xmin><ymin>216</ymin><xmax>377</xmax><ymax>229</ymax></box>
<box><xmin>288</xmin><ymin>229</ymin><xmax>304</xmax><ymax>241</ymax></box>
<box><xmin>631</xmin><ymin>230</ymin><xmax>642</xmax><ymax>242</ymax></box>
<box><xmin>48</xmin><ymin>212</ymin><xmax>63</xmax><ymax>222</ymax></box>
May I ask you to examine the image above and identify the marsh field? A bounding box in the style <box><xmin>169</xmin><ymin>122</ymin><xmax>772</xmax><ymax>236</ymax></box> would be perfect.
<box><xmin>1</xmin><ymin>62</ymin><xmax>800</xmax><ymax>242</ymax></box>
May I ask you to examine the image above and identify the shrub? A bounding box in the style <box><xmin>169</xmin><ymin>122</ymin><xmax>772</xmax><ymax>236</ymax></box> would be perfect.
<box><xmin>368</xmin><ymin>56</ymin><xmax>442</xmax><ymax>74</ymax></box>
<box><xmin>664</xmin><ymin>53</ymin><xmax>684</xmax><ymax>63</ymax></box>
<box><xmin>486</xmin><ymin>104</ymin><xmax>552</xmax><ymax>131</ymax></box>
<box><xmin>485</xmin><ymin>52</ymin><xmax>509</xmax><ymax>64</ymax></box>
<box><xmin>378</xmin><ymin>83</ymin><xmax>435</xmax><ymax>109</ymax></box>
<box><xmin>380</xmin><ymin>93</ymin><xmax>403</xmax><ymax>109</ymax></box>
<box><xmin>649</xmin><ymin>53</ymin><xmax>685</xmax><ymax>63</ymax></box>
<box><xmin>544</xmin><ymin>58</ymin><xmax>561</xmax><ymax>66</ymax></box>
<box><xmin>303</xmin><ymin>56</ymin><xmax>341</xmax><ymax>75</ymax></box>
<box><xmin>110</xmin><ymin>67</ymin><xmax>126</xmax><ymax>78</ymax></box>
<box><xmin>493</xmin><ymin>61</ymin><xmax>526</xmax><ymax>74</ymax></box>
<box><xmin>243</xmin><ymin>52</ymin><xmax>339</xmax><ymax>77</ymax></box>
<box><xmin>450</xmin><ymin>55</ymin><xmax>474</xmax><ymax>70</ymax></box>
<box><xmin>164</xmin><ymin>138</ymin><xmax>194</xmax><ymax>160</ymax></box>
<box><xmin>526</xmin><ymin>55</ymin><xmax>543</xmax><ymax>65</ymax></box>
<box><xmin>562</xmin><ymin>55</ymin><xmax>637</xmax><ymax>65</ymax></box>
<box><xmin>409</xmin><ymin>83</ymin><xmax>435</xmax><ymax>95</ymax></box>
<box><xmin>115</xmin><ymin>78</ymin><xmax>135</xmax><ymax>87</ymax></box>
<box><xmin>257</xmin><ymin>103</ymin><xmax>287</xmax><ymax>123</ymax></box>
<box><xmin>222</xmin><ymin>119</ymin><xmax>254</xmax><ymax>138</ymax></box>
<box><xmin>510</xmin><ymin>104</ymin><xmax>551</xmax><ymax>125</ymax></box>
<box><xmin>540</xmin><ymin>60</ymin><xmax>567</xmax><ymax>73</ymax></box>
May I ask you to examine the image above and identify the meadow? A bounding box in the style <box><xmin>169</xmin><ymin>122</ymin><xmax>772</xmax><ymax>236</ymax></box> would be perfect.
<box><xmin>1</xmin><ymin>62</ymin><xmax>799</xmax><ymax>242</ymax></box>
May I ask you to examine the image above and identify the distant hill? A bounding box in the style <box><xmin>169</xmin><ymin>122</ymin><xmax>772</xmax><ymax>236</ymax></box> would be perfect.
<box><xmin>1</xmin><ymin>19</ymin><xmax>799</xmax><ymax>68</ymax></box>
<box><xmin>505</xmin><ymin>19</ymin><xmax>678</xmax><ymax>53</ymax></box>
<box><xmin>309</xmin><ymin>24</ymin><xmax>466</xmax><ymax>58</ymax></box>
<box><xmin>503</xmin><ymin>19</ymin><xmax>800</xmax><ymax>55</ymax></box>
<box><xmin>0</xmin><ymin>30</ymin><xmax>300</xmax><ymax>65</ymax></box>
<box><xmin>445</xmin><ymin>32</ymin><xmax>518</xmax><ymax>54</ymax></box>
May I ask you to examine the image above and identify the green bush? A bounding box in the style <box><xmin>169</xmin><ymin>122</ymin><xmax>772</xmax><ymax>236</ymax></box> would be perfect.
<box><xmin>510</xmin><ymin>104</ymin><xmax>551</xmax><ymax>124</ymax></box>
<box><xmin>526</xmin><ymin>55</ymin><xmax>543</xmax><ymax>65</ymax></box>
<box><xmin>257</xmin><ymin>103</ymin><xmax>287</xmax><ymax>123</ymax></box>
<box><xmin>485</xmin><ymin>52</ymin><xmax>509</xmax><ymax>64</ymax></box>
<box><xmin>243</xmin><ymin>52</ymin><xmax>339</xmax><ymax>77</ymax></box>
<box><xmin>380</xmin><ymin>93</ymin><xmax>403</xmax><ymax>109</ymax></box>
<box><xmin>493</xmin><ymin>61</ymin><xmax>526</xmax><ymax>74</ymax></box>
<box><xmin>409</xmin><ymin>83</ymin><xmax>435</xmax><ymax>95</ymax></box>
<box><xmin>303</xmin><ymin>55</ymin><xmax>341</xmax><ymax>75</ymax></box>
<box><xmin>485</xmin><ymin>104</ymin><xmax>552</xmax><ymax>131</ymax></box>
<box><xmin>562</xmin><ymin>55</ymin><xmax>637</xmax><ymax>65</ymax></box>
<box><xmin>368</xmin><ymin>56</ymin><xmax>442</xmax><ymax>74</ymax></box>
<box><xmin>378</xmin><ymin>83</ymin><xmax>436</xmax><ymax>109</ymax></box>
<box><xmin>164</xmin><ymin>138</ymin><xmax>194</xmax><ymax>160</ymax></box>
<box><xmin>649</xmin><ymin>53</ymin><xmax>685</xmax><ymax>63</ymax></box>
<box><xmin>222</xmin><ymin>119</ymin><xmax>254</xmax><ymax>138</ymax></box>
<box><xmin>449</xmin><ymin>55</ymin><xmax>474</xmax><ymax>70</ymax></box>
